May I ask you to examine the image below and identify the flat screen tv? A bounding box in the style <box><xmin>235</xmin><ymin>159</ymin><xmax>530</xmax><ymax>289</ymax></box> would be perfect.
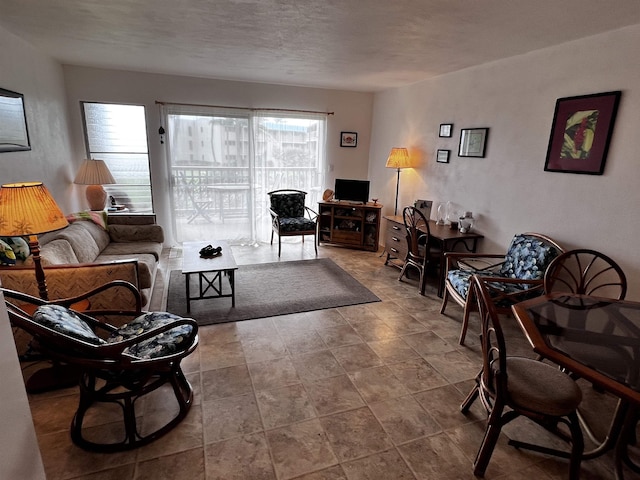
<box><xmin>334</xmin><ymin>179</ymin><xmax>370</xmax><ymax>204</ymax></box>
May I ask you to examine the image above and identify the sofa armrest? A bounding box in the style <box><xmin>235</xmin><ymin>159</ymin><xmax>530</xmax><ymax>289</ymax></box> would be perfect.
<box><xmin>108</xmin><ymin>224</ymin><xmax>164</xmax><ymax>243</ymax></box>
<box><xmin>0</xmin><ymin>260</ymin><xmax>142</xmax><ymax>312</ymax></box>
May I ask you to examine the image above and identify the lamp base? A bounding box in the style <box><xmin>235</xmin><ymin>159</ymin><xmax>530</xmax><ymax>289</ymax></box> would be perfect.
<box><xmin>85</xmin><ymin>184</ymin><xmax>107</xmax><ymax>211</ymax></box>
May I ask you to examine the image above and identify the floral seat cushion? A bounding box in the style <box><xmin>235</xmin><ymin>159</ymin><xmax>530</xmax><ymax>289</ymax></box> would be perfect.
<box><xmin>278</xmin><ymin>217</ymin><xmax>316</xmax><ymax>232</ymax></box>
<box><xmin>447</xmin><ymin>234</ymin><xmax>561</xmax><ymax>303</ymax></box>
<box><xmin>107</xmin><ymin>312</ymin><xmax>194</xmax><ymax>359</ymax></box>
<box><xmin>33</xmin><ymin>304</ymin><xmax>105</xmax><ymax>345</ymax></box>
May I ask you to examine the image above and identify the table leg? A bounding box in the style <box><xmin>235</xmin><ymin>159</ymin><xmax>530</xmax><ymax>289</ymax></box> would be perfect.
<box><xmin>185</xmin><ymin>273</ymin><xmax>191</xmax><ymax>313</ymax></box>
<box><xmin>229</xmin><ymin>269</ymin><xmax>235</xmax><ymax>307</ymax></box>
<box><xmin>614</xmin><ymin>404</ymin><xmax>640</xmax><ymax>480</ymax></box>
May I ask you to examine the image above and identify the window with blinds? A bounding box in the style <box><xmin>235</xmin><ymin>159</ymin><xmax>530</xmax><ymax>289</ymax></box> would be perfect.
<box><xmin>81</xmin><ymin>102</ymin><xmax>153</xmax><ymax>212</ymax></box>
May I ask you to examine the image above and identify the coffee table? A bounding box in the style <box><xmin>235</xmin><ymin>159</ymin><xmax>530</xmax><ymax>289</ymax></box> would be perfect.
<box><xmin>182</xmin><ymin>241</ymin><xmax>238</xmax><ymax>313</ymax></box>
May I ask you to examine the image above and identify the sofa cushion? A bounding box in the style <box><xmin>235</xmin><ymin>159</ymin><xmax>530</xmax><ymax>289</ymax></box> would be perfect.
<box><xmin>0</xmin><ymin>240</ymin><xmax>16</xmax><ymax>266</ymax></box>
<box><xmin>51</xmin><ymin>223</ymin><xmax>100</xmax><ymax>263</ymax></box>
<box><xmin>101</xmin><ymin>241</ymin><xmax>163</xmax><ymax>262</ymax></box>
<box><xmin>1</xmin><ymin>237</ymin><xmax>30</xmax><ymax>261</ymax></box>
<box><xmin>95</xmin><ymin>252</ymin><xmax>156</xmax><ymax>288</ymax></box>
<box><xmin>74</xmin><ymin>219</ymin><xmax>111</xmax><ymax>252</ymax></box>
<box><xmin>24</xmin><ymin>239</ymin><xmax>80</xmax><ymax>266</ymax></box>
<box><xmin>108</xmin><ymin>224</ymin><xmax>164</xmax><ymax>246</ymax></box>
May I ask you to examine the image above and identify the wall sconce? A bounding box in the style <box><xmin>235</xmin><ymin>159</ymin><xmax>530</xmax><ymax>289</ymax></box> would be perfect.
<box><xmin>74</xmin><ymin>159</ymin><xmax>116</xmax><ymax>211</ymax></box>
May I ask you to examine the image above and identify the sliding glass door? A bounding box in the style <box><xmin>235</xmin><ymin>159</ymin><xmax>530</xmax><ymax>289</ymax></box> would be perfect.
<box><xmin>164</xmin><ymin>105</ymin><xmax>326</xmax><ymax>245</ymax></box>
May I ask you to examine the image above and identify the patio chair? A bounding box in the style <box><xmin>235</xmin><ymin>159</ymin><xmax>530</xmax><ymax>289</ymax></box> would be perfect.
<box><xmin>440</xmin><ymin>232</ymin><xmax>563</xmax><ymax>345</ymax></box>
<box><xmin>3</xmin><ymin>282</ymin><xmax>198</xmax><ymax>452</ymax></box>
<box><xmin>461</xmin><ymin>275</ymin><xmax>584</xmax><ymax>479</ymax></box>
<box><xmin>268</xmin><ymin>189</ymin><xmax>318</xmax><ymax>257</ymax></box>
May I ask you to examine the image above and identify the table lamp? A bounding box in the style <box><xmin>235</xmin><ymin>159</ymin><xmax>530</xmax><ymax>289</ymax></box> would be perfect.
<box><xmin>385</xmin><ymin>147</ymin><xmax>413</xmax><ymax>216</ymax></box>
<box><xmin>73</xmin><ymin>159</ymin><xmax>116</xmax><ymax>211</ymax></box>
<box><xmin>0</xmin><ymin>182</ymin><xmax>68</xmax><ymax>300</ymax></box>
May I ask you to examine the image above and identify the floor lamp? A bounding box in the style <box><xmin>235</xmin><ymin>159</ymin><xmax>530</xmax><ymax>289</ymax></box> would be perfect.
<box><xmin>0</xmin><ymin>182</ymin><xmax>68</xmax><ymax>300</ymax></box>
<box><xmin>385</xmin><ymin>147</ymin><xmax>412</xmax><ymax>216</ymax></box>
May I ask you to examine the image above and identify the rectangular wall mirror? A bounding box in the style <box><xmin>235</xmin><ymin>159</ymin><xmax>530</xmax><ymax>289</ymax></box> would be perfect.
<box><xmin>0</xmin><ymin>87</ymin><xmax>31</xmax><ymax>152</ymax></box>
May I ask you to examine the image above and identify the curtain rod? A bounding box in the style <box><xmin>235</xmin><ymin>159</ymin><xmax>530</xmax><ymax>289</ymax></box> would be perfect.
<box><xmin>155</xmin><ymin>100</ymin><xmax>334</xmax><ymax>116</ymax></box>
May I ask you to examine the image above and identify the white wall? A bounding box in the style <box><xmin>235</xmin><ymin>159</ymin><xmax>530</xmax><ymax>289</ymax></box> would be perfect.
<box><xmin>0</xmin><ymin>28</ymin><xmax>79</xmax><ymax>212</ymax></box>
<box><xmin>62</xmin><ymin>66</ymin><xmax>374</xmax><ymax>244</ymax></box>
<box><xmin>369</xmin><ymin>24</ymin><xmax>640</xmax><ymax>299</ymax></box>
<box><xmin>0</xmin><ymin>26</ymin><xmax>57</xmax><ymax>480</ymax></box>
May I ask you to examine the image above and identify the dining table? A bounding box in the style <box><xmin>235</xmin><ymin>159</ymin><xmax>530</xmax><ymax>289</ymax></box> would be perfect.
<box><xmin>512</xmin><ymin>293</ymin><xmax>640</xmax><ymax>479</ymax></box>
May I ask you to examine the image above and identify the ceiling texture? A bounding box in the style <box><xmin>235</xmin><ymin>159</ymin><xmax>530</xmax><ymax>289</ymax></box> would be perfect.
<box><xmin>2</xmin><ymin>0</ymin><xmax>640</xmax><ymax>92</ymax></box>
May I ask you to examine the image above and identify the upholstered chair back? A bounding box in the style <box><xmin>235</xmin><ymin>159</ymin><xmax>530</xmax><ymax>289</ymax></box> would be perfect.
<box><xmin>270</xmin><ymin>192</ymin><xmax>306</xmax><ymax>218</ymax></box>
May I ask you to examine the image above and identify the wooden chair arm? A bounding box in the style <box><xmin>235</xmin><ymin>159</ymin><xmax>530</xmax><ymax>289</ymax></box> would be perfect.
<box><xmin>443</xmin><ymin>252</ymin><xmax>505</xmax><ymax>272</ymax></box>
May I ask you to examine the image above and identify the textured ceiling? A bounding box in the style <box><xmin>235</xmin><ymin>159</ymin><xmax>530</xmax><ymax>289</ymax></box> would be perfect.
<box><xmin>1</xmin><ymin>0</ymin><xmax>640</xmax><ymax>92</ymax></box>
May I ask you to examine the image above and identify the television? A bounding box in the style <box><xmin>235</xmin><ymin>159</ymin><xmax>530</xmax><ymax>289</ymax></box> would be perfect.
<box><xmin>334</xmin><ymin>179</ymin><xmax>370</xmax><ymax>204</ymax></box>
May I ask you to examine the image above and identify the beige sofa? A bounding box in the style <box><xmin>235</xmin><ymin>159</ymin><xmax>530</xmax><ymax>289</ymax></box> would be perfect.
<box><xmin>0</xmin><ymin>215</ymin><xmax>164</xmax><ymax>312</ymax></box>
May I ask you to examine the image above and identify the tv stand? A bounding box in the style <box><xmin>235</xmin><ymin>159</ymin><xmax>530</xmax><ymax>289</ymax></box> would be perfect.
<box><xmin>317</xmin><ymin>201</ymin><xmax>382</xmax><ymax>251</ymax></box>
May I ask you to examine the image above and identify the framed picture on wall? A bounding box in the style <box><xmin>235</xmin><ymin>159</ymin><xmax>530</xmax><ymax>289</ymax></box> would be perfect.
<box><xmin>458</xmin><ymin>128</ymin><xmax>488</xmax><ymax>157</ymax></box>
<box><xmin>340</xmin><ymin>131</ymin><xmax>358</xmax><ymax>147</ymax></box>
<box><xmin>439</xmin><ymin>124</ymin><xmax>453</xmax><ymax>138</ymax></box>
<box><xmin>436</xmin><ymin>149</ymin><xmax>450</xmax><ymax>163</ymax></box>
<box><xmin>544</xmin><ymin>91</ymin><xmax>621</xmax><ymax>175</ymax></box>
<box><xmin>0</xmin><ymin>87</ymin><xmax>31</xmax><ymax>152</ymax></box>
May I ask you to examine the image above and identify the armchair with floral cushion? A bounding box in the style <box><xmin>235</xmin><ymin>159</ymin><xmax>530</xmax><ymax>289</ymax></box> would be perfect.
<box><xmin>440</xmin><ymin>232</ymin><xmax>564</xmax><ymax>345</ymax></box>
<box><xmin>2</xmin><ymin>282</ymin><xmax>198</xmax><ymax>452</ymax></box>
<box><xmin>268</xmin><ymin>189</ymin><xmax>318</xmax><ymax>257</ymax></box>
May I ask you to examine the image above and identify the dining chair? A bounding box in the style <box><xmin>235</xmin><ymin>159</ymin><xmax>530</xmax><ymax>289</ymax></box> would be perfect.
<box><xmin>461</xmin><ymin>275</ymin><xmax>584</xmax><ymax>479</ymax></box>
<box><xmin>398</xmin><ymin>206</ymin><xmax>441</xmax><ymax>295</ymax></box>
<box><xmin>440</xmin><ymin>232</ymin><xmax>564</xmax><ymax>344</ymax></box>
<box><xmin>543</xmin><ymin>248</ymin><xmax>631</xmax><ymax>456</ymax></box>
<box><xmin>3</xmin><ymin>283</ymin><xmax>199</xmax><ymax>452</ymax></box>
<box><xmin>268</xmin><ymin>189</ymin><xmax>318</xmax><ymax>257</ymax></box>
<box><xmin>544</xmin><ymin>248</ymin><xmax>627</xmax><ymax>299</ymax></box>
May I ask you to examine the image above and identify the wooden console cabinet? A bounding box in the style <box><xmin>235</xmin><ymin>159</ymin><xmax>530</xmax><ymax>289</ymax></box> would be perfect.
<box><xmin>317</xmin><ymin>201</ymin><xmax>382</xmax><ymax>251</ymax></box>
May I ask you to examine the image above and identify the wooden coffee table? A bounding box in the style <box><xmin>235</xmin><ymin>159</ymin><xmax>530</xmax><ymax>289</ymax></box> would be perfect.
<box><xmin>182</xmin><ymin>241</ymin><xmax>238</xmax><ymax>313</ymax></box>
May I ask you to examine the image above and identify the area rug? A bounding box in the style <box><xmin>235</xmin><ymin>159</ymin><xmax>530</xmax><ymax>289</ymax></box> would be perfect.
<box><xmin>167</xmin><ymin>258</ymin><xmax>380</xmax><ymax>325</ymax></box>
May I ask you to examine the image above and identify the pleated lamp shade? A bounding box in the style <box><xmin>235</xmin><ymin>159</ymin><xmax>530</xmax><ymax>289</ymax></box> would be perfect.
<box><xmin>0</xmin><ymin>182</ymin><xmax>68</xmax><ymax>236</ymax></box>
<box><xmin>0</xmin><ymin>182</ymin><xmax>68</xmax><ymax>300</ymax></box>
<box><xmin>385</xmin><ymin>147</ymin><xmax>412</xmax><ymax>169</ymax></box>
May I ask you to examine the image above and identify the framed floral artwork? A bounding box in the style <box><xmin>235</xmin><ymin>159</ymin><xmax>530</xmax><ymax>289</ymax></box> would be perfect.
<box><xmin>544</xmin><ymin>91</ymin><xmax>621</xmax><ymax>175</ymax></box>
<box><xmin>340</xmin><ymin>131</ymin><xmax>357</xmax><ymax>147</ymax></box>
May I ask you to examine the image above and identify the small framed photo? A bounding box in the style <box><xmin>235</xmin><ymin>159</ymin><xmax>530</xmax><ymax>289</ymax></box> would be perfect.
<box><xmin>439</xmin><ymin>123</ymin><xmax>453</xmax><ymax>138</ymax></box>
<box><xmin>459</xmin><ymin>128</ymin><xmax>488</xmax><ymax>157</ymax></box>
<box><xmin>340</xmin><ymin>131</ymin><xmax>358</xmax><ymax>148</ymax></box>
<box><xmin>436</xmin><ymin>149</ymin><xmax>450</xmax><ymax>163</ymax></box>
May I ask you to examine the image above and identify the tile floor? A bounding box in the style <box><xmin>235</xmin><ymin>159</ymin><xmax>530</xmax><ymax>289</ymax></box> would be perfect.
<box><xmin>24</xmin><ymin>241</ymin><xmax>634</xmax><ymax>479</ymax></box>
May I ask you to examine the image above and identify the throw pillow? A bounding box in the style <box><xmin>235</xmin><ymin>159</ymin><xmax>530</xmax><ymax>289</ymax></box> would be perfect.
<box><xmin>0</xmin><ymin>239</ymin><xmax>16</xmax><ymax>266</ymax></box>
<box><xmin>0</xmin><ymin>236</ymin><xmax>30</xmax><ymax>261</ymax></box>
<box><xmin>66</xmin><ymin>211</ymin><xmax>108</xmax><ymax>230</ymax></box>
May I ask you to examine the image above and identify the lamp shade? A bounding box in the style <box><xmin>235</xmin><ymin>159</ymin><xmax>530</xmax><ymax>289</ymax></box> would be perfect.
<box><xmin>73</xmin><ymin>159</ymin><xmax>116</xmax><ymax>185</ymax></box>
<box><xmin>385</xmin><ymin>147</ymin><xmax>412</xmax><ymax>169</ymax></box>
<box><xmin>0</xmin><ymin>182</ymin><xmax>68</xmax><ymax>236</ymax></box>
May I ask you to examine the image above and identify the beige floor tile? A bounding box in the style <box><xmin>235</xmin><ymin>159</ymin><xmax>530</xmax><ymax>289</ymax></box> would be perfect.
<box><xmin>304</xmin><ymin>374</ymin><xmax>366</xmax><ymax>416</ymax></box>
<box><xmin>266</xmin><ymin>418</ymin><xmax>339</xmax><ymax>479</ymax></box>
<box><xmin>316</xmin><ymin>324</ymin><xmax>364</xmax><ymax>348</ymax></box>
<box><xmin>319</xmin><ymin>407</ymin><xmax>393</xmax><ymax>462</ymax></box>
<box><xmin>291</xmin><ymin>350</ymin><xmax>346</xmax><ymax>381</ymax></box>
<box><xmin>397</xmin><ymin>433</ymin><xmax>472</xmax><ymax>480</ymax></box>
<box><xmin>256</xmin><ymin>383</ymin><xmax>317</xmax><ymax>429</ymax></box>
<box><xmin>135</xmin><ymin>447</ymin><xmax>205</xmax><ymax>480</ymax></box>
<box><xmin>386</xmin><ymin>357</ymin><xmax>450</xmax><ymax>393</ymax></box>
<box><xmin>204</xmin><ymin>433</ymin><xmax>276</xmax><ymax>480</ymax></box>
<box><xmin>331</xmin><ymin>344</ymin><xmax>384</xmax><ymax>372</ymax></box>
<box><xmin>348</xmin><ymin>365</ymin><xmax>409</xmax><ymax>403</ymax></box>
<box><xmin>369</xmin><ymin>394</ymin><xmax>442</xmax><ymax>444</ymax></box>
<box><xmin>202</xmin><ymin>393</ymin><xmax>262</xmax><ymax>443</ymax></box>
<box><xmin>341</xmin><ymin>448</ymin><xmax>416</xmax><ymax>480</ymax></box>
